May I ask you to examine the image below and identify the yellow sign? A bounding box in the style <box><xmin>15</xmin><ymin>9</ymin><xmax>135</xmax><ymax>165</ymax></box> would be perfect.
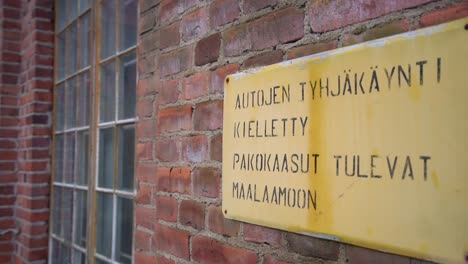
<box><xmin>222</xmin><ymin>18</ymin><xmax>468</xmax><ymax>263</ymax></box>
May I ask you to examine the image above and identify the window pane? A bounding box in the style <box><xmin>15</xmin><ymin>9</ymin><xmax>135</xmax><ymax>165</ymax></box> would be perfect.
<box><xmin>74</xmin><ymin>190</ymin><xmax>87</xmax><ymax>247</ymax></box>
<box><xmin>64</xmin><ymin>133</ymin><xmax>75</xmax><ymax>183</ymax></box>
<box><xmin>54</xmin><ymin>135</ymin><xmax>63</xmax><ymax>183</ymax></box>
<box><xmin>98</xmin><ymin>128</ymin><xmax>114</xmax><ymax>188</ymax></box>
<box><xmin>52</xmin><ymin>187</ymin><xmax>62</xmax><ymax>236</ymax></box>
<box><xmin>100</xmin><ymin>0</ymin><xmax>116</xmax><ymax>59</ymax></box>
<box><xmin>119</xmin><ymin>0</ymin><xmax>137</xmax><ymax>51</ymax></box>
<box><xmin>76</xmin><ymin>131</ymin><xmax>88</xmax><ymax>185</ymax></box>
<box><xmin>117</xmin><ymin>125</ymin><xmax>134</xmax><ymax>191</ymax></box>
<box><xmin>100</xmin><ymin>61</ymin><xmax>115</xmax><ymax>122</ymax></box>
<box><xmin>73</xmin><ymin>250</ymin><xmax>86</xmax><ymax>264</ymax></box>
<box><xmin>68</xmin><ymin>0</ymin><xmax>78</xmax><ymax>22</ymax></box>
<box><xmin>57</xmin><ymin>33</ymin><xmax>65</xmax><ymax>80</ymax></box>
<box><xmin>79</xmin><ymin>12</ymin><xmax>91</xmax><ymax>69</ymax></box>
<box><xmin>55</xmin><ymin>83</ymin><xmax>65</xmax><ymax>131</ymax></box>
<box><xmin>62</xmin><ymin>187</ymin><xmax>73</xmax><ymax>241</ymax></box>
<box><xmin>57</xmin><ymin>0</ymin><xmax>67</xmax><ymax>31</ymax></box>
<box><xmin>95</xmin><ymin>258</ymin><xmax>110</xmax><ymax>264</ymax></box>
<box><xmin>115</xmin><ymin>196</ymin><xmax>133</xmax><ymax>263</ymax></box>
<box><xmin>77</xmin><ymin>72</ymin><xmax>90</xmax><ymax>127</ymax></box>
<box><xmin>96</xmin><ymin>193</ymin><xmax>113</xmax><ymax>258</ymax></box>
<box><xmin>79</xmin><ymin>0</ymin><xmax>90</xmax><ymax>13</ymax></box>
<box><xmin>65</xmin><ymin>77</ymin><xmax>77</xmax><ymax>129</ymax></box>
<box><xmin>118</xmin><ymin>53</ymin><xmax>136</xmax><ymax>119</ymax></box>
<box><xmin>51</xmin><ymin>239</ymin><xmax>70</xmax><ymax>264</ymax></box>
<box><xmin>66</xmin><ymin>23</ymin><xmax>77</xmax><ymax>76</ymax></box>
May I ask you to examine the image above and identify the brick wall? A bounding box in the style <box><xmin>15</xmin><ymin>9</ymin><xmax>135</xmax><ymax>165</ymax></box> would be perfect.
<box><xmin>0</xmin><ymin>0</ymin><xmax>53</xmax><ymax>263</ymax></box>
<box><xmin>135</xmin><ymin>0</ymin><xmax>467</xmax><ymax>263</ymax></box>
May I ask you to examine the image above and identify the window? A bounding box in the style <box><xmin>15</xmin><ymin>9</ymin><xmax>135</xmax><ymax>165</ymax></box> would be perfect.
<box><xmin>50</xmin><ymin>0</ymin><xmax>137</xmax><ymax>263</ymax></box>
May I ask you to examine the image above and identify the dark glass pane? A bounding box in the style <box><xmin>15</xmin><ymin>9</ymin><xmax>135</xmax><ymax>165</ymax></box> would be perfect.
<box><xmin>76</xmin><ymin>131</ymin><xmax>88</xmax><ymax>185</ymax></box>
<box><xmin>100</xmin><ymin>0</ymin><xmax>116</xmax><ymax>59</ymax></box>
<box><xmin>62</xmin><ymin>187</ymin><xmax>73</xmax><ymax>241</ymax></box>
<box><xmin>57</xmin><ymin>0</ymin><xmax>67</xmax><ymax>31</ymax></box>
<box><xmin>55</xmin><ymin>83</ymin><xmax>65</xmax><ymax>131</ymax></box>
<box><xmin>74</xmin><ymin>190</ymin><xmax>87</xmax><ymax>247</ymax></box>
<box><xmin>100</xmin><ymin>61</ymin><xmax>115</xmax><ymax>122</ymax></box>
<box><xmin>79</xmin><ymin>12</ymin><xmax>91</xmax><ymax>69</ymax></box>
<box><xmin>64</xmin><ymin>133</ymin><xmax>75</xmax><ymax>183</ymax></box>
<box><xmin>117</xmin><ymin>125</ymin><xmax>134</xmax><ymax>191</ymax></box>
<box><xmin>119</xmin><ymin>0</ymin><xmax>137</xmax><ymax>51</ymax></box>
<box><xmin>115</xmin><ymin>196</ymin><xmax>133</xmax><ymax>263</ymax></box>
<box><xmin>54</xmin><ymin>135</ymin><xmax>64</xmax><ymax>183</ymax></box>
<box><xmin>118</xmin><ymin>53</ymin><xmax>136</xmax><ymax>120</ymax></box>
<box><xmin>52</xmin><ymin>187</ymin><xmax>62</xmax><ymax>236</ymax></box>
<box><xmin>57</xmin><ymin>33</ymin><xmax>65</xmax><ymax>80</ymax></box>
<box><xmin>98</xmin><ymin>128</ymin><xmax>114</xmax><ymax>188</ymax></box>
<box><xmin>73</xmin><ymin>250</ymin><xmax>86</xmax><ymax>264</ymax></box>
<box><xmin>77</xmin><ymin>71</ymin><xmax>90</xmax><ymax>127</ymax></box>
<box><xmin>66</xmin><ymin>23</ymin><xmax>77</xmax><ymax>76</ymax></box>
<box><xmin>65</xmin><ymin>77</ymin><xmax>77</xmax><ymax>129</ymax></box>
<box><xmin>96</xmin><ymin>192</ymin><xmax>113</xmax><ymax>258</ymax></box>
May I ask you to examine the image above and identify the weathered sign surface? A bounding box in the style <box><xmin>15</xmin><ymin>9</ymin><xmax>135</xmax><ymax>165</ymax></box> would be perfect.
<box><xmin>222</xmin><ymin>18</ymin><xmax>468</xmax><ymax>263</ymax></box>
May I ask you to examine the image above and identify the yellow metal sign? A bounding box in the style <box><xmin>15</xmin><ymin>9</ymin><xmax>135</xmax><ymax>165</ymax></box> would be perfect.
<box><xmin>222</xmin><ymin>18</ymin><xmax>468</xmax><ymax>263</ymax></box>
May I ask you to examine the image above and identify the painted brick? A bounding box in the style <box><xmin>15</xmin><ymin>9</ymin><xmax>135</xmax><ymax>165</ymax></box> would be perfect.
<box><xmin>192</xmin><ymin>167</ymin><xmax>220</xmax><ymax>198</ymax></box>
<box><xmin>155</xmin><ymin>137</ymin><xmax>179</xmax><ymax>162</ymax></box>
<box><xmin>342</xmin><ymin>20</ymin><xmax>410</xmax><ymax>47</ymax></box>
<box><xmin>159</xmin><ymin>46</ymin><xmax>193</xmax><ymax>77</ymax></box>
<box><xmin>195</xmin><ymin>33</ymin><xmax>221</xmax><ymax>66</ymax></box>
<box><xmin>181</xmin><ymin>7</ymin><xmax>208</xmax><ymax>41</ymax></box>
<box><xmin>286</xmin><ymin>232</ymin><xmax>340</xmax><ymax>261</ymax></box>
<box><xmin>209</xmin><ymin>0</ymin><xmax>240</xmax><ymax>28</ymax></box>
<box><xmin>192</xmin><ymin>236</ymin><xmax>258</xmax><ymax>263</ymax></box>
<box><xmin>157</xmin><ymin>104</ymin><xmax>192</xmax><ymax>133</ymax></box>
<box><xmin>309</xmin><ymin>0</ymin><xmax>432</xmax><ymax>32</ymax></box>
<box><xmin>345</xmin><ymin>244</ymin><xmax>411</xmax><ymax>264</ymax></box>
<box><xmin>243</xmin><ymin>223</ymin><xmax>282</xmax><ymax>247</ymax></box>
<box><xmin>182</xmin><ymin>135</ymin><xmax>208</xmax><ymax>162</ymax></box>
<box><xmin>420</xmin><ymin>2</ymin><xmax>468</xmax><ymax>27</ymax></box>
<box><xmin>160</xmin><ymin>21</ymin><xmax>180</xmax><ymax>49</ymax></box>
<box><xmin>155</xmin><ymin>195</ymin><xmax>178</xmax><ymax>222</ymax></box>
<box><xmin>193</xmin><ymin>100</ymin><xmax>223</xmax><ymax>131</ymax></box>
<box><xmin>155</xmin><ymin>224</ymin><xmax>189</xmax><ymax>260</ymax></box>
<box><xmin>287</xmin><ymin>41</ymin><xmax>337</xmax><ymax>60</ymax></box>
<box><xmin>182</xmin><ymin>71</ymin><xmax>209</xmax><ymax>100</ymax></box>
<box><xmin>209</xmin><ymin>63</ymin><xmax>240</xmax><ymax>94</ymax></box>
<box><xmin>207</xmin><ymin>204</ymin><xmax>240</xmax><ymax>237</ymax></box>
<box><xmin>156</xmin><ymin>167</ymin><xmax>191</xmax><ymax>194</ymax></box>
<box><xmin>244</xmin><ymin>50</ymin><xmax>284</xmax><ymax>69</ymax></box>
<box><xmin>179</xmin><ymin>199</ymin><xmax>205</xmax><ymax>229</ymax></box>
<box><xmin>243</xmin><ymin>0</ymin><xmax>278</xmax><ymax>14</ymax></box>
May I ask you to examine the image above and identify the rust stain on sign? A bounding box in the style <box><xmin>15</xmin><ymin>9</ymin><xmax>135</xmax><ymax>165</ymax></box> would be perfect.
<box><xmin>222</xmin><ymin>18</ymin><xmax>468</xmax><ymax>263</ymax></box>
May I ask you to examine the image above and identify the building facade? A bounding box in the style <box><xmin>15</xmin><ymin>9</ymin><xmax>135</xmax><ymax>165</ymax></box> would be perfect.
<box><xmin>0</xmin><ymin>0</ymin><xmax>467</xmax><ymax>263</ymax></box>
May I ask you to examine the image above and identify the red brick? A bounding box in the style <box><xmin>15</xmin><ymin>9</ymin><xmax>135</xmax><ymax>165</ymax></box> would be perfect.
<box><xmin>140</xmin><ymin>52</ymin><xmax>157</xmax><ymax>76</ymax></box>
<box><xmin>195</xmin><ymin>33</ymin><xmax>221</xmax><ymax>66</ymax></box>
<box><xmin>160</xmin><ymin>21</ymin><xmax>180</xmax><ymax>49</ymax></box>
<box><xmin>193</xmin><ymin>100</ymin><xmax>223</xmax><ymax>131</ymax></box>
<box><xmin>192</xmin><ymin>236</ymin><xmax>258</xmax><ymax>263</ymax></box>
<box><xmin>182</xmin><ymin>135</ymin><xmax>208</xmax><ymax>162</ymax></box>
<box><xmin>135</xmin><ymin>205</ymin><xmax>157</xmax><ymax>229</ymax></box>
<box><xmin>134</xmin><ymin>252</ymin><xmax>156</xmax><ymax>263</ymax></box>
<box><xmin>158</xmin><ymin>79</ymin><xmax>179</xmax><ymax>105</ymax></box>
<box><xmin>136</xmin><ymin>118</ymin><xmax>156</xmax><ymax>138</ymax></box>
<box><xmin>136</xmin><ymin>162</ymin><xmax>158</xmax><ymax>183</ymax></box>
<box><xmin>223</xmin><ymin>8</ymin><xmax>304</xmax><ymax>57</ymax></box>
<box><xmin>134</xmin><ymin>229</ymin><xmax>151</xmax><ymax>251</ymax></box>
<box><xmin>309</xmin><ymin>0</ymin><xmax>432</xmax><ymax>32</ymax></box>
<box><xmin>287</xmin><ymin>41</ymin><xmax>337</xmax><ymax>60</ymax></box>
<box><xmin>181</xmin><ymin>8</ymin><xmax>208</xmax><ymax>41</ymax></box>
<box><xmin>158</xmin><ymin>0</ymin><xmax>186</xmax><ymax>24</ymax></box>
<box><xmin>209</xmin><ymin>63</ymin><xmax>240</xmax><ymax>94</ymax></box>
<box><xmin>243</xmin><ymin>223</ymin><xmax>282</xmax><ymax>247</ymax></box>
<box><xmin>154</xmin><ymin>225</ymin><xmax>189</xmax><ymax>260</ymax></box>
<box><xmin>137</xmin><ymin>98</ymin><xmax>154</xmax><ymax>118</ymax></box>
<box><xmin>286</xmin><ymin>232</ymin><xmax>339</xmax><ymax>261</ymax></box>
<box><xmin>209</xmin><ymin>0</ymin><xmax>240</xmax><ymax>28</ymax></box>
<box><xmin>156</xmin><ymin>255</ymin><xmax>175</xmax><ymax>264</ymax></box>
<box><xmin>192</xmin><ymin>167</ymin><xmax>220</xmax><ymax>198</ymax></box>
<box><xmin>182</xmin><ymin>71</ymin><xmax>209</xmax><ymax>100</ymax></box>
<box><xmin>207</xmin><ymin>205</ymin><xmax>240</xmax><ymax>237</ymax></box>
<box><xmin>136</xmin><ymin>183</ymin><xmax>152</xmax><ymax>205</ymax></box>
<box><xmin>159</xmin><ymin>45</ymin><xmax>192</xmax><ymax>77</ymax></box>
<box><xmin>345</xmin><ymin>245</ymin><xmax>411</xmax><ymax>264</ymax></box>
<box><xmin>137</xmin><ymin>74</ymin><xmax>159</xmax><ymax>97</ymax></box>
<box><xmin>155</xmin><ymin>138</ymin><xmax>179</xmax><ymax>162</ymax></box>
<box><xmin>243</xmin><ymin>0</ymin><xmax>278</xmax><ymax>13</ymax></box>
<box><xmin>179</xmin><ymin>199</ymin><xmax>205</xmax><ymax>229</ymax></box>
<box><xmin>140</xmin><ymin>30</ymin><xmax>160</xmax><ymax>54</ymax></box>
<box><xmin>342</xmin><ymin>20</ymin><xmax>410</xmax><ymax>47</ymax></box>
<box><xmin>420</xmin><ymin>3</ymin><xmax>468</xmax><ymax>27</ymax></box>
<box><xmin>16</xmin><ymin>209</ymin><xmax>49</xmax><ymax>222</ymax></box>
<box><xmin>155</xmin><ymin>195</ymin><xmax>178</xmax><ymax>222</ymax></box>
<box><xmin>156</xmin><ymin>167</ymin><xmax>191</xmax><ymax>194</ymax></box>
<box><xmin>210</xmin><ymin>133</ymin><xmax>222</xmax><ymax>162</ymax></box>
<box><xmin>244</xmin><ymin>50</ymin><xmax>284</xmax><ymax>69</ymax></box>
<box><xmin>157</xmin><ymin>104</ymin><xmax>192</xmax><ymax>133</ymax></box>
<box><xmin>263</xmin><ymin>255</ymin><xmax>293</xmax><ymax>264</ymax></box>
<box><xmin>139</xmin><ymin>9</ymin><xmax>156</xmax><ymax>34</ymax></box>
